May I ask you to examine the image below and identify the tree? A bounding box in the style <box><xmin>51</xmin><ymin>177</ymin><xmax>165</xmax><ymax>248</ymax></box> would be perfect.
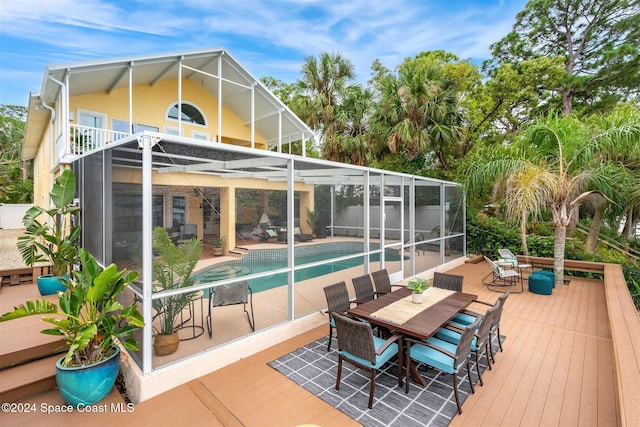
<box><xmin>322</xmin><ymin>85</ymin><xmax>373</xmax><ymax>165</ymax></box>
<box><xmin>369</xmin><ymin>56</ymin><xmax>463</xmax><ymax>172</ymax></box>
<box><xmin>0</xmin><ymin>105</ymin><xmax>31</xmax><ymax>203</ymax></box>
<box><xmin>465</xmin><ymin>113</ymin><xmax>620</xmax><ymax>286</ymax></box>
<box><xmin>290</xmin><ymin>52</ymin><xmax>355</xmax><ymax>137</ymax></box>
<box><xmin>584</xmin><ymin>104</ymin><xmax>640</xmax><ymax>251</ymax></box>
<box><xmin>490</xmin><ymin>0</ymin><xmax>640</xmax><ymax>115</ymax></box>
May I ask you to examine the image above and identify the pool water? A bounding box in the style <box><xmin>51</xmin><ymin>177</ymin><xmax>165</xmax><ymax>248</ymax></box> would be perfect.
<box><xmin>193</xmin><ymin>245</ymin><xmax>401</xmax><ymax>293</ymax></box>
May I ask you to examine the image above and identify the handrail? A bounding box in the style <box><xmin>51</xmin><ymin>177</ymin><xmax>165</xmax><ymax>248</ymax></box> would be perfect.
<box><xmin>575</xmin><ymin>223</ymin><xmax>640</xmax><ymax>261</ymax></box>
<box><xmin>602</xmin><ymin>263</ymin><xmax>640</xmax><ymax>426</ymax></box>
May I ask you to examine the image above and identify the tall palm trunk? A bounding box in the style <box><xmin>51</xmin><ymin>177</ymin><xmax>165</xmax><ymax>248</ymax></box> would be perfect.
<box><xmin>622</xmin><ymin>205</ymin><xmax>636</xmax><ymax>239</ymax></box>
<box><xmin>553</xmin><ymin>224</ymin><xmax>566</xmax><ymax>287</ymax></box>
<box><xmin>520</xmin><ymin>210</ymin><xmax>529</xmax><ymax>256</ymax></box>
<box><xmin>585</xmin><ymin>205</ymin><xmax>604</xmax><ymax>253</ymax></box>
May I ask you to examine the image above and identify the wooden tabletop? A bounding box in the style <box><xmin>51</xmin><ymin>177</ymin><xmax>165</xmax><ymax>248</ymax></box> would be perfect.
<box><xmin>347</xmin><ymin>286</ymin><xmax>478</xmax><ymax>341</ymax></box>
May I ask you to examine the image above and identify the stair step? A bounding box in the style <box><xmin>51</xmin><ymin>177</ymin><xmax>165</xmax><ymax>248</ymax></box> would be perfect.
<box><xmin>0</xmin><ymin>340</ymin><xmax>65</xmax><ymax>369</ymax></box>
<box><xmin>0</xmin><ymin>353</ymin><xmax>60</xmax><ymax>402</ymax></box>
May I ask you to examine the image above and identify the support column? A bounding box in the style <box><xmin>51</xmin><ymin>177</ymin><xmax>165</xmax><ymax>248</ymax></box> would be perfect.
<box><xmin>220</xmin><ymin>186</ymin><xmax>235</xmax><ymax>254</ymax></box>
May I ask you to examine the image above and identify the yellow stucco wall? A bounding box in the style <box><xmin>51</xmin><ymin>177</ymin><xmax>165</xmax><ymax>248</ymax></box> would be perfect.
<box><xmin>112</xmin><ymin>167</ymin><xmax>315</xmax><ymax>249</ymax></box>
<box><xmin>31</xmin><ymin>77</ymin><xmax>273</xmax><ymax>208</ymax></box>
<box><xmin>69</xmin><ymin>79</ymin><xmax>267</xmax><ymax>147</ymax></box>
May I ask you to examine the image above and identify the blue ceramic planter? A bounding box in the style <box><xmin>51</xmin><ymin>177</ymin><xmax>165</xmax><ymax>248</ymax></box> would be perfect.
<box><xmin>37</xmin><ymin>275</ymin><xmax>68</xmax><ymax>295</ymax></box>
<box><xmin>56</xmin><ymin>346</ymin><xmax>120</xmax><ymax>406</ymax></box>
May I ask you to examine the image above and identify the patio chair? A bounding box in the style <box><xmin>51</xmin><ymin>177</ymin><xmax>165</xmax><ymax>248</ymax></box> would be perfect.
<box><xmin>332</xmin><ymin>313</ymin><xmax>403</xmax><ymax>409</ymax></box>
<box><xmin>435</xmin><ymin>302</ymin><xmax>500</xmax><ymax>386</ymax></box>
<box><xmin>483</xmin><ymin>256</ymin><xmax>522</xmax><ymax>293</ymax></box>
<box><xmin>452</xmin><ymin>290</ymin><xmax>510</xmax><ymax>363</ymax></box>
<box><xmin>371</xmin><ymin>269</ymin><xmax>393</xmax><ymax>295</ymax></box>
<box><xmin>293</xmin><ymin>226</ymin><xmax>313</xmax><ymax>242</ymax></box>
<box><xmin>498</xmin><ymin>248</ymin><xmax>533</xmax><ymax>274</ymax></box>
<box><xmin>323</xmin><ymin>281</ymin><xmax>351</xmax><ymax>351</ymax></box>
<box><xmin>206</xmin><ymin>280</ymin><xmax>255</xmax><ymax>339</ymax></box>
<box><xmin>352</xmin><ymin>274</ymin><xmax>375</xmax><ymax>305</ymax></box>
<box><xmin>432</xmin><ymin>271</ymin><xmax>464</xmax><ymax>292</ymax></box>
<box><xmin>405</xmin><ymin>316</ymin><xmax>481</xmax><ymax>415</ymax></box>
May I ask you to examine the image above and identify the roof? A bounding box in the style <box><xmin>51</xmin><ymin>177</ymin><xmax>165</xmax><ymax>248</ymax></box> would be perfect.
<box><xmin>23</xmin><ymin>48</ymin><xmax>314</xmax><ymax>159</ymax></box>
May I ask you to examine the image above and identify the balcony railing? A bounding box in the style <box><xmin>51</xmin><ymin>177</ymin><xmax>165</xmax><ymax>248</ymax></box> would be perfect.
<box><xmin>68</xmin><ymin>124</ymin><xmax>130</xmax><ymax>156</ymax></box>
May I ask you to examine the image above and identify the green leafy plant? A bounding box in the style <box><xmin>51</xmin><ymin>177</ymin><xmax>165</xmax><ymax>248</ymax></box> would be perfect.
<box><xmin>152</xmin><ymin>227</ymin><xmax>203</xmax><ymax>336</ymax></box>
<box><xmin>0</xmin><ymin>248</ymin><xmax>144</xmax><ymax>367</ymax></box>
<box><xmin>407</xmin><ymin>277</ymin><xmax>430</xmax><ymax>293</ymax></box>
<box><xmin>211</xmin><ymin>236</ymin><xmax>225</xmax><ymax>248</ymax></box>
<box><xmin>17</xmin><ymin>169</ymin><xmax>81</xmax><ymax>277</ymax></box>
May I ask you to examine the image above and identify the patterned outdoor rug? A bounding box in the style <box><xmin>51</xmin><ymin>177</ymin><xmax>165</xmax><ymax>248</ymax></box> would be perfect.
<box><xmin>268</xmin><ymin>334</ymin><xmax>504</xmax><ymax>427</ymax></box>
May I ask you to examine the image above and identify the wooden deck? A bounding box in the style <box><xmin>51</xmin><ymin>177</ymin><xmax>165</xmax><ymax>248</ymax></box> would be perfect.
<box><xmin>3</xmin><ymin>260</ymin><xmax>637</xmax><ymax>426</ymax></box>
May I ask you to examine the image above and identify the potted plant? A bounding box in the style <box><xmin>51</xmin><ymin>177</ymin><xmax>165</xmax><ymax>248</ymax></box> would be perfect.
<box><xmin>407</xmin><ymin>277</ymin><xmax>431</xmax><ymax>304</ymax></box>
<box><xmin>211</xmin><ymin>236</ymin><xmax>225</xmax><ymax>256</ymax></box>
<box><xmin>0</xmin><ymin>248</ymin><xmax>144</xmax><ymax>405</ymax></box>
<box><xmin>17</xmin><ymin>169</ymin><xmax>81</xmax><ymax>295</ymax></box>
<box><xmin>152</xmin><ymin>227</ymin><xmax>203</xmax><ymax>356</ymax></box>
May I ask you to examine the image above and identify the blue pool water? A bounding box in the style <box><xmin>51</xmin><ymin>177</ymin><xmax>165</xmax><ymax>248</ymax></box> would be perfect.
<box><xmin>192</xmin><ymin>243</ymin><xmax>401</xmax><ymax>293</ymax></box>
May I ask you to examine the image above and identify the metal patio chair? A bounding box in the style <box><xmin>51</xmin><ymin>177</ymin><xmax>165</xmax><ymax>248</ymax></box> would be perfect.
<box><xmin>206</xmin><ymin>280</ymin><xmax>255</xmax><ymax>338</ymax></box>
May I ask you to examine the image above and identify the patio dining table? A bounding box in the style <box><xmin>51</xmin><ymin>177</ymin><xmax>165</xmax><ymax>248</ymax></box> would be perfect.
<box><xmin>347</xmin><ymin>285</ymin><xmax>477</xmax><ymax>386</ymax></box>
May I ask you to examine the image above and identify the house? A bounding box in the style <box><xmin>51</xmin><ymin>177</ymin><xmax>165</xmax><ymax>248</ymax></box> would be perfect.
<box><xmin>21</xmin><ymin>49</ymin><xmax>467</xmax><ymax>401</ymax></box>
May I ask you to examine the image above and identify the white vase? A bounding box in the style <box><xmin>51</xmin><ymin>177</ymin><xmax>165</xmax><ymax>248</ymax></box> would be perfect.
<box><xmin>412</xmin><ymin>291</ymin><xmax>423</xmax><ymax>304</ymax></box>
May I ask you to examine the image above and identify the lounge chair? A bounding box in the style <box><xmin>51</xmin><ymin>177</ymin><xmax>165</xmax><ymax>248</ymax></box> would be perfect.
<box><xmin>482</xmin><ymin>256</ymin><xmax>522</xmax><ymax>293</ymax></box>
<box><xmin>498</xmin><ymin>248</ymin><xmax>533</xmax><ymax>273</ymax></box>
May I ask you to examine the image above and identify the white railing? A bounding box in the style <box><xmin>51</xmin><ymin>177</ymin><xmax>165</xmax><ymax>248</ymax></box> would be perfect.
<box><xmin>68</xmin><ymin>124</ymin><xmax>130</xmax><ymax>156</ymax></box>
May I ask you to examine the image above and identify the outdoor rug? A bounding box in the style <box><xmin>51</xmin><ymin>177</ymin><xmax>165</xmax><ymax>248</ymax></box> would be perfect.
<box><xmin>268</xmin><ymin>334</ymin><xmax>505</xmax><ymax>427</ymax></box>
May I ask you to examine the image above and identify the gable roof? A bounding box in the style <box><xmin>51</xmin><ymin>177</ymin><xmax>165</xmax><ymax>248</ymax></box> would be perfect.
<box><xmin>24</xmin><ymin>48</ymin><xmax>313</xmax><ymax>159</ymax></box>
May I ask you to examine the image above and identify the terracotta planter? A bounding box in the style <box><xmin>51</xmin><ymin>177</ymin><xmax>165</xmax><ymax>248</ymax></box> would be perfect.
<box><xmin>153</xmin><ymin>331</ymin><xmax>180</xmax><ymax>356</ymax></box>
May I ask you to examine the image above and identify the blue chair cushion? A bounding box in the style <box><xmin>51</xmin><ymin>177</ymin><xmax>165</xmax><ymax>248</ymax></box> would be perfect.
<box><xmin>339</xmin><ymin>335</ymin><xmax>398</xmax><ymax>369</ymax></box>
<box><xmin>529</xmin><ymin>271</ymin><xmax>553</xmax><ymax>295</ymax></box>
<box><xmin>435</xmin><ymin>327</ymin><xmax>483</xmax><ymax>351</ymax></box>
<box><xmin>536</xmin><ymin>270</ymin><xmax>556</xmax><ymax>288</ymax></box>
<box><xmin>409</xmin><ymin>336</ymin><xmax>465</xmax><ymax>374</ymax></box>
<box><xmin>453</xmin><ymin>312</ymin><xmax>479</xmax><ymax>326</ymax></box>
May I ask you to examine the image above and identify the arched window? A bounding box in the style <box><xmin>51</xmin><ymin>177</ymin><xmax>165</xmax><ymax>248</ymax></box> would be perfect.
<box><xmin>167</xmin><ymin>102</ymin><xmax>206</xmax><ymax>126</ymax></box>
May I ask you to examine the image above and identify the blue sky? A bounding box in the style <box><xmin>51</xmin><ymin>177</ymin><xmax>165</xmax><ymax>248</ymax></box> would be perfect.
<box><xmin>0</xmin><ymin>0</ymin><xmax>527</xmax><ymax>107</ymax></box>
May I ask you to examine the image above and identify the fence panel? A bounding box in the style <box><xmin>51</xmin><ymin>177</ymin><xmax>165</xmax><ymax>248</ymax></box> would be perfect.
<box><xmin>0</xmin><ymin>204</ymin><xmax>32</xmax><ymax>229</ymax></box>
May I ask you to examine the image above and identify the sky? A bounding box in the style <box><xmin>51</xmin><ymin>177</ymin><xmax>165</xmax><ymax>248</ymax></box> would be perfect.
<box><xmin>0</xmin><ymin>0</ymin><xmax>528</xmax><ymax>107</ymax></box>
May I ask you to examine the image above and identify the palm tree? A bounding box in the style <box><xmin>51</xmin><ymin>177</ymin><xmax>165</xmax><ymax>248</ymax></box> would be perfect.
<box><xmin>322</xmin><ymin>85</ymin><xmax>373</xmax><ymax>165</ymax></box>
<box><xmin>291</xmin><ymin>52</ymin><xmax>355</xmax><ymax>137</ymax></box>
<box><xmin>584</xmin><ymin>105</ymin><xmax>640</xmax><ymax>250</ymax></box>
<box><xmin>466</xmin><ymin>113</ymin><xmax>620</xmax><ymax>286</ymax></box>
<box><xmin>370</xmin><ymin>59</ymin><xmax>462</xmax><ymax>169</ymax></box>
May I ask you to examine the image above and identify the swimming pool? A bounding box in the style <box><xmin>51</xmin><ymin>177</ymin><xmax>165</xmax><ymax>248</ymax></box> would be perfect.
<box><xmin>192</xmin><ymin>242</ymin><xmax>401</xmax><ymax>293</ymax></box>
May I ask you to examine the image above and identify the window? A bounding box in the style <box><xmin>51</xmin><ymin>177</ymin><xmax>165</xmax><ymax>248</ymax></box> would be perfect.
<box><xmin>163</xmin><ymin>126</ymin><xmax>180</xmax><ymax>136</ymax></box>
<box><xmin>172</xmin><ymin>196</ymin><xmax>186</xmax><ymax>229</ymax></box>
<box><xmin>79</xmin><ymin>110</ymin><xmax>106</xmax><ymax>129</ymax></box>
<box><xmin>167</xmin><ymin>103</ymin><xmax>206</xmax><ymax>126</ymax></box>
<box><xmin>192</xmin><ymin>131</ymin><xmax>209</xmax><ymax>141</ymax></box>
<box><xmin>112</xmin><ymin>119</ymin><xmax>159</xmax><ymax>135</ymax></box>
